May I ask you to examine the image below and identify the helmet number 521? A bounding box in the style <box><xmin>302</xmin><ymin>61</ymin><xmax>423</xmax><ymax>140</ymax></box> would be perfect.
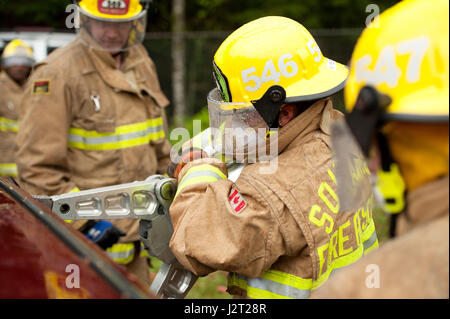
<box><xmin>242</xmin><ymin>54</ymin><xmax>299</xmax><ymax>92</ymax></box>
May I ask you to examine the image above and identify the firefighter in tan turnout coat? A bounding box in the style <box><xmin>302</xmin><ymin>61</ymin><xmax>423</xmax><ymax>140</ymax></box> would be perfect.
<box><xmin>166</xmin><ymin>16</ymin><xmax>379</xmax><ymax>299</ymax></box>
<box><xmin>16</xmin><ymin>0</ymin><xmax>171</xmax><ymax>285</ymax></box>
<box><xmin>311</xmin><ymin>0</ymin><xmax>449</xmax><ymax>298</ymax></box>
<box><xmin>0</xmin><ymin>39</ymin><xmax>34</xmax><ymax>178</ymax></box>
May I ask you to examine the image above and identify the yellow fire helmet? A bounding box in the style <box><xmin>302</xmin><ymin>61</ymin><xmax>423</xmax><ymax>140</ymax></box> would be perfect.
<box><xmin>209</xmin><ymin>16</ymin><xmax>348</xmax><ymax>159</ymax></box>
<box><xmin>1</xmin><ymin>39</ymin><xmax>35</xmax><ymax>68</ymax></box>
<box><xmin>77</xmin><ymin>0</ymin><xmax>148</xmax><ymax>52</ymax></box>
<box><xmin>78</xmin><ymin>0</ymin><xmax>144</xmax><ymax>21</ymax></box>
<box><xmin>345</xmin><ymin>0</ymin><xmax>449</xmax><ymax>123</ymax></box>
<box><xmin>213</xmin><ymin>16</ymin><xmax>348</xmax><ymax>106</ymax></box>
<box><xmin>335</xmin><ymin>0</ymin><xmax>449</xmax><ymax>203</ymax></box>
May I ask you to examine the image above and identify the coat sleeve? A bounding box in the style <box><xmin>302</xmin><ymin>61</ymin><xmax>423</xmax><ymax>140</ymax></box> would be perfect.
<box><xmin>168</xmin><ymin>159</ymin><xmax>296</xmax><ymax>278</ymax></box>
<box><xmin>16</xmin><ymin>65</ymin><xmax>78</xmax><ymax>196</ymax></box>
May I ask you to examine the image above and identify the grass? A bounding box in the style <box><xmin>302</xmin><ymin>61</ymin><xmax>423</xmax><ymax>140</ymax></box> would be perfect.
<box><xmin>148</xmin><ymin>258</ymin><xmax>231</xmax><ymax>299</ymax></box>
<box><xmin>148</xmin><ymin>206</ymin><xmax>391</xmax><ymax>299</ymax></box>
<box><xmin>372</xmin><ymin>206</ymin><xmax>391</xmax><ymax>244</ymax></box>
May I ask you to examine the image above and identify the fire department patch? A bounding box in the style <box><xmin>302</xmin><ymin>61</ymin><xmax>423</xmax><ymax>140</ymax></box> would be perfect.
<box><xmin>228</xmin><ymin>187</ymin><xmax>247</xmax><ymax>214</ymax></box>
<box><xmin>32</xmin><ymin>80</ymin><xmax>50</xmax><ymax>95</ymax></box>
<box><xmin>98</xmin><ymin>0</ymin><xmax>129</xmax><ymax>15</ymax></box>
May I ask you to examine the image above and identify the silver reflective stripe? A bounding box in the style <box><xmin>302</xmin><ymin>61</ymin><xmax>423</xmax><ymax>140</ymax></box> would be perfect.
<box><xmin>363</xmin><ymin>231</ymin><xmax>378</xmax><ymax>250</ymax></box>
<box><xmin>233</xmin><ymin>273</ymin><xmax>311</xmax><ymax>299</ymax></box>
<box><xmin>68</xmin><ymin>125</ymin><xmax>164</xmax><ymax>145</ymax></box>
<box><xmin>247</xmin><ymin>277</ymin><xmax>311</xmax><ymax>299</ymax></box>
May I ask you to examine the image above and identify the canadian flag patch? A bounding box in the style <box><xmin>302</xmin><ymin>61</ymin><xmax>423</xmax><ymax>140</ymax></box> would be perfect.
<box><xmin>228</xmin><ymin>187</ymin><xmax>247</xmax><ymax>214</ymax></box>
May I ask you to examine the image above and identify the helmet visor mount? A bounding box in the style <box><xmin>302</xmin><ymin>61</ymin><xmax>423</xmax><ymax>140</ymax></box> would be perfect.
<box><xmin>77</xmin><ymin>6</ymin><xmax>147</xmax><ymax>54</ymax></box>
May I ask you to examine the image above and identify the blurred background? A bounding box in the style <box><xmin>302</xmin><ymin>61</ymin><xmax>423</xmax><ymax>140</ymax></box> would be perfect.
<box><xmin>0</xmin><ymin>0</ymin><xmax>399</xmax><ymax>298</ymax></box>
<box><xmin>0</xmin><ymin>0</ymin><xmax>399</xmax><ymax>130</ymax></box>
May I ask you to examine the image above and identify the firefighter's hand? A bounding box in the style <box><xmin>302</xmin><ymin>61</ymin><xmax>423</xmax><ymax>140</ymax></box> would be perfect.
<box><xmin>167</xmin><ymin>147</ymin><xmax>209</xmax><ymax>179</ymax></box>
<box><xmin>82</xmin><ymin>220</ymin><xmax>126</xmax><ymax>250</ymax></box>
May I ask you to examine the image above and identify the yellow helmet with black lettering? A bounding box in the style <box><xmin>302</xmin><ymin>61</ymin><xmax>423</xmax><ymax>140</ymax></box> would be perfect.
<box><xmin>213</xmin><ymin>16</ymin><xmax>348</xmax><ymax>104</ymax></box>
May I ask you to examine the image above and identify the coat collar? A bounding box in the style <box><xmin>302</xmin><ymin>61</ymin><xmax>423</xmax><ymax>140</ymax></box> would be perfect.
<box><xmin>76</xmin><ymin>29</ymin><xmax>146</xmax><ymax>94</ymax></box>
<box><xmin>277</xmin><ymin>98</ymin><xmax>336</xmax><ymax>154</ymax></box>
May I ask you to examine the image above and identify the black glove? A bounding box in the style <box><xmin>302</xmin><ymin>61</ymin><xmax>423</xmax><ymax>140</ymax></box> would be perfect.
<box><xmin>81</xmin><ymin>220</ymin><xmax>126</xmax><ymax>250</ymax></box>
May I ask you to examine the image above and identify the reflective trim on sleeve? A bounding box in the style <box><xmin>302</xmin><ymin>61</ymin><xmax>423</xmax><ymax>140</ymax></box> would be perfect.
<box><xmin>314</xmin><ymin>243</ymin><xmax>364</xmax><ymax>290</ymax></box>
<box><xmin>175</xmin><ymin>164</ymin><xmax>227</xmax><ymax>198</ymax></box>
<box><xmin>362</xmin><ymin>219</ymin><xmax>379</xmax><ymax>256</ymax></box>
<box><xmin>229</xmin><ymin>270</ymin><xmax>312</xmax><ymax>299</ymax></box>
<box><xmin>0</xmin><ymin>163</ymin><xmax>17</xmax><ymax>177</ymax></box>
<box><xmin>68</xmin><ymin>118</ymin><xmax>165</xmax><ymax>151</ymax></box>
<box><xmin>228</xmin><ymin>241</ymin><xmax>369</xmax><ymax>299</ymax></box>
<box><xmin>0</xmin><ymin>117</ymin><xmax>18</xmax><ymax>132</ymax></box>
<box><xmin>139</xmin><ymin>241</ymin><xmax>149</xmax><ymax>257</ymax></box>
<box><xmin>106</xmin><ymin>243</ymin><xmax>135</xmax><ymax>265</ymax></box>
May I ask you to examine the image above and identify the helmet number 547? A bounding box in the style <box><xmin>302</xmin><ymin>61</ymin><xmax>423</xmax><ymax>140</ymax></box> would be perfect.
<box><xmin>242</xmin><ymin>54</ymin><xmax>299</xmax><ymax>92</ymax></box>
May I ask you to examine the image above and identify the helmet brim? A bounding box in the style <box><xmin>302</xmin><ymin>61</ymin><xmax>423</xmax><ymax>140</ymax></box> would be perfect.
<box><xmin>285</xmin><ymin>58</ymin><xmax>348</xmax><ymax>103</ymax></box>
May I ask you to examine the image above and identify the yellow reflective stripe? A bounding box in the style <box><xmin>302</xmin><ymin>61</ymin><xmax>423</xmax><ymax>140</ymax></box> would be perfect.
<box><xmin>139</xmin><ymin>242</ymin><xmax>149</xmax><ymax>257</ymax></box>
<box><xmin>261</xmin><ymin>270</ymin><xmax>312</xmax><ymax>290</ymax></box>
<box><xmin>228</xmin><ymin>273</ymin><xmax>248</xmax><ymax>290</ymax></box>
<box><xmin>229</xmin><ymin>271</ymin><xmax>312</xmax><ymax>299</ymax></box>
<box><xmin>250</xmin><ymin>270</ymin><xmax>312</xmax><ymax>299</ymax></box>
<box><xmin>69</xmin><ymin>118</ymin><xmax>163</xmax><ymax>138</ymax></box>
<box><xmin>69</xmin><ymin>134</ymin><xmax>163</xmax><ymax>150</ymax></box>
<box><xmin>68</xmin><ymin>118</ymin><xmax>165</xmax><ymax>151</ymax></box>
<box><xmin>0</xmin><ymin>163</ymin><xmax>17</xmax><ymax>177</ymax></box>
<box><xmin>175</xmin><ymin>164</ymin><xmax>227</xmax><ymax>198</ymax></box>
<box><xmin>247</xmin><ymin>286</ymin><xmax>291</xmax><ymax>299</ymax></box>
<box><xmin>106</xmin><ymin>243</ymin><xmax>135</xmax><ymax>265</ymax></box>
<box><xmin>228</xmin><ymin>223</ymin><xmax>377</xmax><ymax>299</ymax></box>
<box><xmin>0</xmin><ymin>117</ymin><xmax>18</xmax><ymax>132</ymax></box>
<box><xmin>314</xmin><ymin>243</ymin><xmax>364</xmax><ymax>290</ymax></box>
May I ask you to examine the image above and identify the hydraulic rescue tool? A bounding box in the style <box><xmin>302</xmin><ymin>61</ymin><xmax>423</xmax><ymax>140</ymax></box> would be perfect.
<box><xmin>34</xmin><ymin>163</ymin><xmax>245</xmax><ymax>299</ymax></box>
<box><xmin>34</xmin><ymin>174</ymin><xmax>197</xmax><ymax>299</ymax></box>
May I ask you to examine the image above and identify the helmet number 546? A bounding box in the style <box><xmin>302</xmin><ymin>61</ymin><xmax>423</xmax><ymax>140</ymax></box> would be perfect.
<box><xmin>242</xmin><ymin>54</ymin><xmax>299</xmax><ymax>92</ymax></box>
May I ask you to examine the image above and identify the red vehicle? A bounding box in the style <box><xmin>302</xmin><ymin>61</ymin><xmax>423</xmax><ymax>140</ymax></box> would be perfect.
<box><xmin>0</xmin><ymin>177</ymin><xmax>155</xmax><ymax>299</ymax></box>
